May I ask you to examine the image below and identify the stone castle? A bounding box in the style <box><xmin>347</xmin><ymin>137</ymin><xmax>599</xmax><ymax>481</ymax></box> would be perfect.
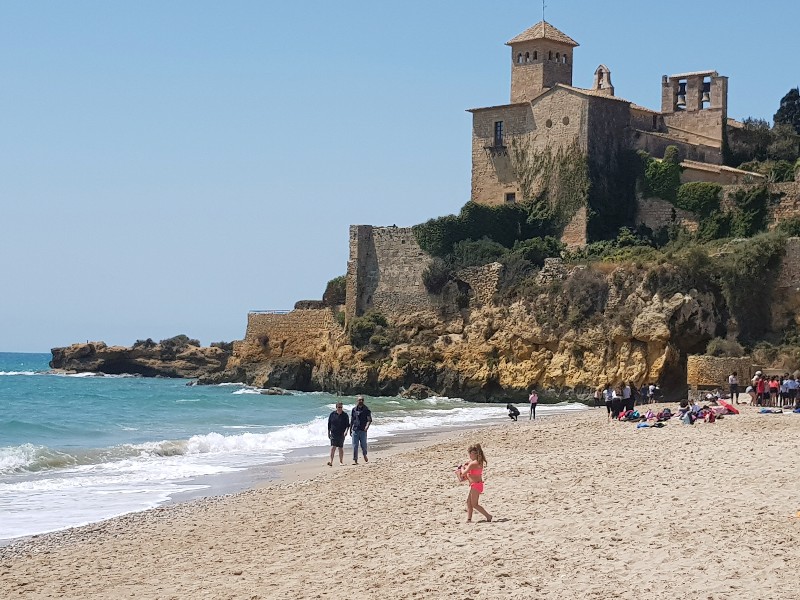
<box><xmin>469</xmin><ymin>20</ymin><xmax>760</xmax><ymax>247</ymax></box>
<box><xmin>231</xmin><ymin>20</ymin><xmax>800</xmax><ymax>398</ymax></box>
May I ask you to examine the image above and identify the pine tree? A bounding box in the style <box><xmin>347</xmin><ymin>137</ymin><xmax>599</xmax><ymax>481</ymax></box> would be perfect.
<box><xmin>774</xmin><ymin>87</ymin><xmax>800</xmax><ymax>135</ymax></box>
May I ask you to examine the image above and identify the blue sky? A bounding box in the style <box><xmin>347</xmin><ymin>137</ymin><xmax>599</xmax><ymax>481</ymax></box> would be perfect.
<box><xmin>1</xmin><ymin>1</ymin><xmax>798</xmax><ymax>352</ymax></box>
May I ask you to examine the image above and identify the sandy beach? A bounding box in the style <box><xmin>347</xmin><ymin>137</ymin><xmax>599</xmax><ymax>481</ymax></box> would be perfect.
<box><xmin>2</xmin><ymin>406</ymin><xmax>799</xmax><ymax>599</ymax></box>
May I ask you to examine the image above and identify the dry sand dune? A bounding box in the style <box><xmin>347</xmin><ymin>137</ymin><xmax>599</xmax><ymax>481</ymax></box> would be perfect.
<box><xmin>2</xmin><ymin>407</ymin><xmax>799</xmax><ymax>599</ymax></box>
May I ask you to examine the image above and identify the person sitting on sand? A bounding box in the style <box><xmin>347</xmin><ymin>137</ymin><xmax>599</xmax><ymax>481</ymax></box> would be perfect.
<box><xmin>455</xmin><ymin>443</ymin><xmax>492</xmax><ymax>523</ymax></box>
<box><xmin>327</xmin><ymin>401</ymin><xmax>350</xmax><ymax>466</ymax></box>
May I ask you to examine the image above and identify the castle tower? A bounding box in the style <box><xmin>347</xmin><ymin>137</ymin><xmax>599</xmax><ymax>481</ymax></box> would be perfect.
<box><xmin>507</xmin><ymin>21</ymin><xmax>579</xmax><ymax>103</ymax></box>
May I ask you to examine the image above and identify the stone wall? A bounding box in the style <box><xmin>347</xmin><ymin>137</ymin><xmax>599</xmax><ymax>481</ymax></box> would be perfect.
<box><xmin>767</xmin><ymin>182</ymin><xmax>800</xmax><ymax>229</ymax></box>
<box><xmin>469</xmin><ymin>104</ymin><xmax>531</xmax><ymax>206</ymax></box>
<box><xmin>777</xmin><ymin>237</ymin><xmax>800</xmax><ymax>288</ymax></box>
<box><xmin>243</xmin><ymin>309</ymin><xmax>343</xmax><ymax>359</ymax></box>
<box><xmin>686</xmin><ymin>355</ymin><xmax>753</xmax><ymax>389</ymax></box>
<box><xmin>561</xmin><ymin>205</ymin><xmax>588</xmax><ymax>248</ymax></box>
<box><xmin>635</xmin><ymin>196</ymin><xmax>699</xmax><ymax>233</ymax></box>
<box><xmin>456</xmin><ymin>263</ymin><xmax>503</xmax><ymax>306</ymax></box>
<box><xmin>633</xmin><ymin>130</ymin><xmax>721</xmax><ymax>165</ymax></box>
<box><xmin>663</xmin><ymin>108</ymin><xmax>725</xmax><ymax>150</ymax></box>
<box><xmin>346</xmin><ymin>225</ymin><xmax>435</xmax><ymax>323</ymax></box>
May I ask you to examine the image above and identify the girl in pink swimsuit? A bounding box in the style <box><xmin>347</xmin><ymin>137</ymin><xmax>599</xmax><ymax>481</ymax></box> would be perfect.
<box><xmin>456</xmin><ymin>443</ymin><xmax>493</xmax><ymax>523</ymax></box>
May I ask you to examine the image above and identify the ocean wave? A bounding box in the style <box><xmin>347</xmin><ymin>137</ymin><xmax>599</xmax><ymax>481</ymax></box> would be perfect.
<box><xmin>0</xmin><ymin>444</ymin><xmax>79</xmax><ymax>474</ymax></box>
<box><xmin>232</xmin><ymin>387</ymin><xmax>264</xmax><ymax>395</ymax></box>
<box><xmin>0</xmin><ymin>370</ymin><xmax>40</xmax><ymax>376</ymax></box>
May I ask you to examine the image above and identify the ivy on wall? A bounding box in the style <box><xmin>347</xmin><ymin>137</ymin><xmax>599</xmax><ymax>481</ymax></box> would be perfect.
<box><xmin>509</xmin><ymin>138</ymin><xmax>589</xmax><ymax>234</ymax></box>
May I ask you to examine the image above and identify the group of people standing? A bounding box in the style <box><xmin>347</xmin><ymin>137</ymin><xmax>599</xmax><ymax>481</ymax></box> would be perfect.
<box><xmin>598</xmin><ymin>382</ymin><xmax>659</xmax><ymax>420</ymax></box>
<box><xmin>326</xmin><ymin>395</ymin><xmax>372</xmax><ymax>466</ymax></box>
<box><xmin>732</xmin><ymin>370</ymin><xmax>800</xmax><ymax>408</ymax></box>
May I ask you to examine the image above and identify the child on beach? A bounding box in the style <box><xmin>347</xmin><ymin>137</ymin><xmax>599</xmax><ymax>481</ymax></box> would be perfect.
<box><xmin>455</xmin><ymin>444</ymin><xmax>493</xmax><ymax>523</ymax></box>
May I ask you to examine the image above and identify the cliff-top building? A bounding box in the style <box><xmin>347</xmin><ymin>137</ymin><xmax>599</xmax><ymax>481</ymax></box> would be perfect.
<box><xmin>468</xmin><ymin>21</ymin><xmax>748</xmax><ymax>247</ymax></box>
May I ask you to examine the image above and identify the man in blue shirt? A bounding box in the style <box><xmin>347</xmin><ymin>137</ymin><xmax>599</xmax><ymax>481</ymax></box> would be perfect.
<box><xmin>350</xmin><ymin>395</ymin><xmax>372</xmax><ymax>465</ymax></box>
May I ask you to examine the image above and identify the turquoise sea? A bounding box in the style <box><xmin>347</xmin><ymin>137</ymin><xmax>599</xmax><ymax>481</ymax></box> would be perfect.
<box><xmin>0</xmin><ymin>352</ymin><xmax>587</xmax><ymax>541</ymax></box>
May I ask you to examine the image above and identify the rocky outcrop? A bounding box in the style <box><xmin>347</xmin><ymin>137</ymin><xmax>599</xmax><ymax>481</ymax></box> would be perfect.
<box><xmin>216</xmin><ymin>264</ymin><xmax>725</xmax><ymax>401</ymax></box>
<box><xmin>49</xmin><ymin>341</ymin><xmax>231</xmax><ymax>378</ymax></box>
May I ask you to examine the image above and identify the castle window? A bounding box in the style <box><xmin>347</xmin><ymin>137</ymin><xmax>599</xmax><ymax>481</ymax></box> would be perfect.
<box><xmin>505</xmin><ymin>192</ymin><xmax>516</xmax><ymax>204</ymax></box>
<box><xmin>545</xmin><ymin>119</ymin><xmax>553</xmax><ymax>128</ymax></box>
<box><xmin>533</xmin><ymin>50</ymin><xmax>538</xmax><ymax>60</ymax></box>
<box><xmin>493</xmin><ymin>121</ymin><xmax>504</xmax><ymax>147</ymax></box>
<box><xmin>548</xmin><ymin>51</ymin><xmax>553</xmax><ymax>60</ymax></box>
<box><xmin>517</xmin><ymin>53</ymin><xmax>523</xmax><ymax>64</ymax></box>
<box><xmin>556</xmin><ymin>52</ymin><xmax>560</xmax><ymax>61</ymax></box>
<box><xmin>562</xmin><ymin>116</ymin><xmax>570</xmax><ymax>125</ymax></box>
<box><xmin>652</xmin><ymin>115</ymin><xmax>658</xmax><ymax>129</ymax></box>
<box><xmin>562</xmin><ymin>54</ymin><xmax>568</xmax><ymax>64</ymax></box>
<box><xmin>525</xmin><ymin>51</ymin><xmax>530</xmax><ymax>63</ymax></box>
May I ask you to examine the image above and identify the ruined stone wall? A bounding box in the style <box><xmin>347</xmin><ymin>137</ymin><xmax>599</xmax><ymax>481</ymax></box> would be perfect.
<box><xmin>456</xmin><ymin>263</ymin><xmax>502</xmax><ymax>306</ymax></box>
<box><xmin>347</xmin><ymin>226</ymin><xmax>435</xmax><ymax>322</ymax></box>
<box><xmin>561</xmin><ymin>206</ymin><xmax>588</xmax><ymax>248</ymax></box>
<box><xmin>680</xmin><ymin>165</ymin><xmax>757</xmax><ymax>186</ymax></box>
<box><xmin>635</xmin><ymin>196</ymin><xmax>699</xmax><ymax>233</ymax></box>
<box><xmin>767</xmin><ymin>182</ymin><xmax>800</xmax><ymax>229</ymax></box>
<box><xmin>777</xmin><ymin>237</ymin><xmax>800</xmax><ymax>288</ymax></box>
<box><xmin>243</xmin><ymin>309</ymin><xmax>343</xmax><ymax>359</ymax></box>
<box><xmin>686</xmin><ymin>355</ymin><xmax>753</xmax><ymax>390</ymax></box>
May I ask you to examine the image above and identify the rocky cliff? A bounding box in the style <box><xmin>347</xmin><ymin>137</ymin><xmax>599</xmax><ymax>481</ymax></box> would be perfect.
<box><xmin>50</xmin><ymin>341</ymin><xmax>231</xmax><ymax>378</ymax></box>
<box><xmin>202</xmin><ymin>263</ymin><xmax>724</xmax><ymax>401</ymax></box>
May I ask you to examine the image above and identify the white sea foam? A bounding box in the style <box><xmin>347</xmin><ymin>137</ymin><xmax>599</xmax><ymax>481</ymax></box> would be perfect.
<box><xmin>0</xmin><ymin>370</ymin><xmax>39</xmax><ymax>376</ymax></box>
<box><xmin>232</xmin><ymin>387</ymin><xmax>263</xmax><ymax>395</ymax></box>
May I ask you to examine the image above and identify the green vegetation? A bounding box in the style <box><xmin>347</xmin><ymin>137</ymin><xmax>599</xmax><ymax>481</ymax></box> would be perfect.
<box><xmin>349</xmin><ymin>312</ymin><xmax>392</xmax><ymax>349</ymax></box>
<box><xmin>323</xmin><ymin>275</ymin><xmax>347</xmax><ymax>306</ymax></box>
<box><xmin>642</xmin><ymin>146</ymin><xmax>682</xmax><ymax>202</ymax></box>
<box><xmin>706</xmin><ymin>337</ymin><xmax>745</xmax><ymax>358</ymax></box>
<box><xmin>676</xmin><ymin>182</ymin><xmax>722</xmax><ymax>217</ymax></box>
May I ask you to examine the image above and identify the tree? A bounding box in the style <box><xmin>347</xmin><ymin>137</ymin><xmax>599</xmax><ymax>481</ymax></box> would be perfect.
<box><xmin>774</xmin><ymin>87</ymin><xmax>800</xmax><ymax>135</ymax></box>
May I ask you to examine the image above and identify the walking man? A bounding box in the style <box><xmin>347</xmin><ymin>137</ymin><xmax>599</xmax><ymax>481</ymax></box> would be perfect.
<box><xmin>350</xmin><ymin>395</ymin><xmax>372</xmax><ymax>465</ymax></box>
<box><xmin>327</xmin><ymin>401</ymin><xmax>350</xmax><ymax>466</ymax></box>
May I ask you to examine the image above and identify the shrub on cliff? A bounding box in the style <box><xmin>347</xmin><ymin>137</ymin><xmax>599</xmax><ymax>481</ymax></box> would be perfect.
<box><xmin>133</xmin><ymin>338</ymin><xmax>156</xmax><ymax>349</ymax></box>
<box><xmin>422</xmin><ymin>257</ymin><xmax>453</xmax><ymax>294</ymax></box>
<box><xmin>323</xmin><ymin>275</ymin><xmax>347</xmax><ymax>306</ymax></box>
<box><xmin>349</xmin><ymin>312</ymin><xmax>389</xmax><ymax>348</ymax></box>
<box><xmin>706</xmin><ymin>337</ymin><xmax>745</xmax><ymax>357</ymax></box>
<box><xmin>450</xmin><ymin>237</ymin><xmax>507</xmax><ymax>268</ymax></box>
<box><xmin>728</xmin><ymin>185</ymin><xmax>770</xmax><ymax>237</ymax></box>
<box><xmin>563</xmin><ymin>268</ymin><xmax>609</xmax><ymax>327</ymax></box>
<box><xmin>509</xmin><ymin>236</ymin><xmax>564</xmax><ymax>268</ymax></box>
<box><xmin>159</xmin><ymin>334</ymin><xmax>201</xmax><ymax>348</ymax></box>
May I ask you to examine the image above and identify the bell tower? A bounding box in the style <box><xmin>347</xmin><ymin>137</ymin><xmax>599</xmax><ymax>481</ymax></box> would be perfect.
<box><xmin>506</xmin><ymin>21</ymin><xmax>579</xmax><ymax>103</ymax></box>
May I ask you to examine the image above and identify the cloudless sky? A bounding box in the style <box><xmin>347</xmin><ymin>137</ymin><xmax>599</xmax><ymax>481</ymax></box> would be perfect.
<box><xmin>2</xmin><ymin>1</ymin><xmax>798</xmax><ymax>352</ymax></box>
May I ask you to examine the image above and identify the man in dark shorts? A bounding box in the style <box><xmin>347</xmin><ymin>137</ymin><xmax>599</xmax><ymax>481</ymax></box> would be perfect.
<box><xmin>327</xmin><ymin>401</ymin><xmax>350</xmax><ymax>466</ymax></box>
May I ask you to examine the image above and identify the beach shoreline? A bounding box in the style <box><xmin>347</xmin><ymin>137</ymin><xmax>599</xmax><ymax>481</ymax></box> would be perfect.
<box><xmin>2</xmin><ymin>405</ymin><xmax>800</xmax><ymax>599</ymax></box>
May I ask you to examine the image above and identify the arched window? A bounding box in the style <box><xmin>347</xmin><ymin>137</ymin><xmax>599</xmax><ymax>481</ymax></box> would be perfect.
<box><xmin>533</xmin><ymin>50</ymin><xmax>538</xmax><ymax>60</ymax></box>
<box><xmin>556</xmin><ymin>52</ymin><xmax>560</xmax><ymax>61</ymax></box>
<box><xmin>525</xmin><ymin>51</ymin><xmax>530</xmax><ymax>63</ymax></box>
<box><xmin>562</xmin><ymin>54</ymin><xmax>568</xmax><ymax>64</ymax></box>
<box><xmin>517</xmin><ymin>53</ymin><xmax>523</xmax><ymax>64</ymax></box>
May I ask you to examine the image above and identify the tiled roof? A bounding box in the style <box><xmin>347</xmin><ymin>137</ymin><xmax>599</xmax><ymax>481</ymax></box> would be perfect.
<box><xmin>681</xmin><ymin>159</ymin><xmax>766</xmax><ymax>178</ymax></box>
<box><xmin>554</xmin><ymin>84</ymin><xmax>631</xmax><ymax>104</ymax></box>
<box><xmin>506</xmin><ymin>21</ymin><xmax>579</xmax><ymax>47</ymax></box>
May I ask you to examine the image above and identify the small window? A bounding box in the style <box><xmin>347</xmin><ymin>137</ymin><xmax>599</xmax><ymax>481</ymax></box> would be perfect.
<box><xmin>562</xmin><ymin>116</ymin><xmax>570</xmax><ymax>125</ymax></box>
<box><xmin>545</xmin><ymin>119</ymin><xmax>553</xmax><ymax>128</ymax></box>
<box><xmin>556</xmin><ymin>52</ymin><xmax>560</xmax><ymax>60</ymax></box>
<box><xmin>533</xmin><ymin>50</ymin><xmax>538</xmax><ymax>60</ymax></box>
<box><xmin>517</xmin><ymin>53</ymin><xmax>523</xmax><ymax>64</ymax></box>
<box><xmin>652</xmin><ymin>115</ymin><xmax>658</xmax><ymax>129</ymax></box>
<box><xmin>493</xmin><ymin>121</ymin><xmax>504</xmax><ymax>147</ymax></box>
<box><xmin>548</xmin><ymin>51</ymin><xmax>553</xmax><ymax>60</ymax></box>
<box><xmin>505</xmin><ymin>193</ymin><xmax>516</xmax><ymax>204</ymax></box>
<box><xmin>525</xmin><ymin>51</ymin><xmax>530</xmax><ymax>63</ymax></box>
<box><xmin>562</xmin><ymin>54</ymin><xmax>567</xmax><ymax>64</ymax></box>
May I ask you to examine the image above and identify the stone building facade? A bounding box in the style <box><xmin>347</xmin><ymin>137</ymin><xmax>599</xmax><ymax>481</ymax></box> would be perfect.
<box><xmin>468</xmin><ymin>20</ymin><xmax>751</xmax><ymax>247</ymax></box>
